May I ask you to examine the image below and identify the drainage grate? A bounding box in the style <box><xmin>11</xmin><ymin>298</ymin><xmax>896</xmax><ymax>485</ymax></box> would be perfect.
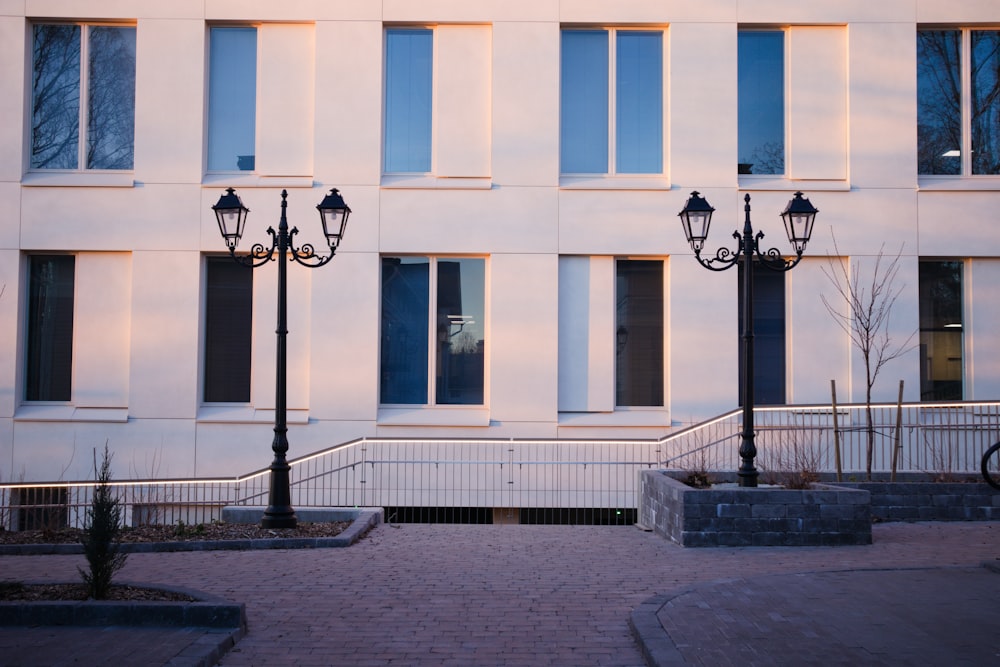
<box><xmin>383</xmin><ymin>506</ymin><xmax>636</xmax><ymax>525</ymax></box>
<box><xmin>519</xmin><ymin>508</ymin><xmax>636</xmax><ymax>525</ymax></box>
<box><xmin>384</xmin><ymin>507</ymin><xmax>493</xmax><ymax>524</ymax></box>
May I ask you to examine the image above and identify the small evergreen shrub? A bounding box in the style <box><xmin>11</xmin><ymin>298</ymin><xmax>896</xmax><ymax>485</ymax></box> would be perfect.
<box><xmin>78</xmin><ymin>445</ymin><xmax>128</xmax><ymax>599</ymax></box>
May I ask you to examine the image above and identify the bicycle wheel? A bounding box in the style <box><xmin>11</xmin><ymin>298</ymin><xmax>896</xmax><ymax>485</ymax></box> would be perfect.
<box><xmin>982</xmin><ymin>442</ymin><xmax>1000</xmax><ymax>490</ymax></box>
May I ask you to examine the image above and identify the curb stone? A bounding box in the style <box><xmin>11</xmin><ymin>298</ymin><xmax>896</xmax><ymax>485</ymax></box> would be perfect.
<box><xmin>0</xmin><ymin>507</ymin><xmax>381</xmax><ymax>556</ymax></box>
<box><xmin>629</xmin><ymin>564</ymin><xmax>1000</xmax><ymax>667</ymax></box>
<box><xmin>0</xmin><ymin>582</ymin><xmax>247</xmax><ymax>667</ymax></box>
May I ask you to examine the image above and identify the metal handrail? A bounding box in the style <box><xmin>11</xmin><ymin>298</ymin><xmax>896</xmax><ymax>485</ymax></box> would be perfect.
<box><xmin>3</xmin><ymin>400</ymin><xmax>997</xmax><ymax>529</ymax></box>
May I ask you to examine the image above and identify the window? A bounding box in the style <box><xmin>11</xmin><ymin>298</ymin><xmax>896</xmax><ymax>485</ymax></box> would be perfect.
<box><xmin>25</xmin><ymin>255</ymin><xmax>75</xmax><ymax>402</ymax></box>
<box><xmin>204</xmin><ymin>257</ymin><xmax>253</xmax><ymax>403</ymax></box>
<box><xmin>918</xmin><ymin>30</ymin><xmax>1000</xmax><ymax>176</ymax></box>
<box><xmin>561</xmin><ymin>29</ymin><xmax>663</xmax><ymax>175</ymax></box>
<box><xmin>30</xmin><ymin>23</ymin><xmax>136</xmax><ymax>170</ymax></box>
<box><xmin>615</xmin><ymin>260</ymin><xmax>663</xmax><ymax>406</ymax></box>
<box><xmin>382</xmin><ymin>26</ymin><xmax>491</xmax><ymax>180</ymax></box>
<box><xmin>738</xmin><ymin>262</ymin><xmax>785</xmax><ymax>406</ymax></box>
<box><xmin>384</xmin><ymin>28</ymin><xmax>433</xmax><ymax>173</ymax></box>
<box><xmin>380</xmin><ymin>257</ymin><xmax>486</xmax><ymax>405</ymax></box>
<box><xmin>919</xmin><ymin>261</ymin><xmax>963</xmax><ymax>400</ymax></box>
<box><xmin>207</xmin><ymin>27</ymin><xmax>258</xmax><ymax>172</ymax></box>
<box><xmin>738</xmin><ymin>31</ymin><xmax>784</xmax><ymax>175</ymax></box>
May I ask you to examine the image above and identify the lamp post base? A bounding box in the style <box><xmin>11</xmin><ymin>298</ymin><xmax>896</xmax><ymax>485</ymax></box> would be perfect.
<box><xmin>261</xmin><ymin>509</ymin><xmax>298</xmax><ymax>529</ymax></box>
<box><xmin>261</xmin><ymin>458</ymin><xmax>297</xmax><ymax>529</ymax></box>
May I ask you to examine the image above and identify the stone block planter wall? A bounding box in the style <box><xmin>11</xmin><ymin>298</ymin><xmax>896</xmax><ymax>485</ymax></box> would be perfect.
<box><xmin>834</xmin><ymin>482</ymin><xmax>998</xmax><ymax>522</ymax></box>
<box><xmin>639</xmin><ymin>470</ymin><xmax>871</xmax><ymax>547</ymax></box>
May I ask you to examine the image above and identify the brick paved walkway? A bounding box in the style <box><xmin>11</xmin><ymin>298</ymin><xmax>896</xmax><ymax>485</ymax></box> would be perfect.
<box><xmin>0</xmin><ymin>521</ymin><xmax>997</xmax><ymax>666</ymax></box>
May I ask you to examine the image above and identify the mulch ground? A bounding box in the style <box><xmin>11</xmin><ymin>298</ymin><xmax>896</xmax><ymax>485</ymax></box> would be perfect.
<box><xmin>0</xmin><ymin>521</ymin><xmax>350</xmax><ymax>602</ymax></box>
<box><xmin>0</xmin><ymin>521</ymin><xmax>349</xmax><ymax>545</ymax></box>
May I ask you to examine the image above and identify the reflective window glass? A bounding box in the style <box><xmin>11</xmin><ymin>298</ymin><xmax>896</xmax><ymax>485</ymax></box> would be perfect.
<box><xmin>381</xmin><ymin>257</ymin><xmax>430</xmax><ymax>404</ymax></box>
<box><xmin>971</xmin><ymin>31</ymin><xmax>1000</xmax><ymax>175</ymax></box>
<box><xmin>381</xmin><ymin>257</ymin><xmax>486</xmax><ymax>406</ymax></box>
<box><xmin>384</xmin><ymin>29</ymin><xmax>433</xmax><ymax>173</ymax></box>
<box><xmin>738</xmin><ymin>31</ymin><xmax>785</xmax><ymax>175</ymax></box>
<box><xmin>31</xmin><ymin>24</ymin><xmax>135</xmax><ymax>171</ymax></box>
<box><xmin>561</xmin><ymin>30</ymin><xmax>609</xmax><ymax>174</ymax></box>
<box><xmin>738</xmin><ymin>262</ymin><xmax>785</xmax><ymax>406</ymax></box>
<box><xmin>918</xmin><ymin>29</ymin><xmax>1000</xmax><ymax>176</ymax></box>
<box><xmin>919</xmin><ymin>261</ymin><xmax>963</xmax><ymax>400</ymax></box>
<box><xmin>204</xmin><ymin>257</ymin><xmax>253</xmax><ymax>403</ymax></box>
<box><xmin>616</xmin><ymin>260</ymin><xmax>664</xmax><ymax>407</ymax></box>
<box><xmin>561</xmin><ymin>29</ymin><xmax>662</xmax><ymax>175</ymax></box>
<box><xmin>436</xmin><ymin>259</ymin><xmax>485</xmax><ymax>405</ymax></box>
<box><xmin>208</xmin><ymin>27</ymin><xmax>257</xmax><ymax>172</ymax></box>
<box><xmin>26</xmin><ymin>255</ymin><xmax>75</xmax><ymax>402</ymax></box>
<box><xmin>616</xmin><ymin>32</ymin><xmax>663</xmax><ymax>174</ymax></box>
<box><xmin>917</xmin><ymin>31</ymin><xmax>962</xmax><ymax>175</ymax></box>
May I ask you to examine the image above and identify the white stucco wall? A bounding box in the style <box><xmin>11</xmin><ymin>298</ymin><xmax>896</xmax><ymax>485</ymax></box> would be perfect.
<box><xmin>0</xmin><ymin>0</ymin><xmax>997</xmax><ymax>480</ymax></box>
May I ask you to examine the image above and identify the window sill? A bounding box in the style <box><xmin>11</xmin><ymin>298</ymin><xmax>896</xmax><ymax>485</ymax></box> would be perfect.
<box><xmin>918</xmin><ymin>177</ymin><xmax>1000</xmax><ymax>191</ymax></box>
<box><xmin>21</xmin><ymin>172</ymin><xmax>135</xmax><ymax>188</ymax></box>
<box><xmin>559</xmin><ymin>175</ymin><xmax>670</xmax><ymax>190</ymax></box>
<box><xmin>737</xmin><ymin>176</ymin><xmax>850</xmax><ymax>191</ymax></box>
<box><xmin>380</xmin><ymin>175</ymin><xmax>492</xmax><ymax>190</ymax></box>
<box><xmin>377</xmin><ymin>406</ymin><xmax>490</xmax><ymax>427</ymax></box>
<box><xmin>197</xmin><ymin>406</ymin><xmax>309</xmax><ymax>424</ymax></box>
<box><xmin>14</xmin><ymin>405</ymin><xmax>128</xmax><ymax>423</ymax></box>
<box><xmin>202</xmin><ymin>174</ymin><xmax>314</xmax><ymax>189</ymax></box>
<box><xmin>558</xmin><ymin>409</ymin><xmax>670</xmax><ymax>428</ymax></box>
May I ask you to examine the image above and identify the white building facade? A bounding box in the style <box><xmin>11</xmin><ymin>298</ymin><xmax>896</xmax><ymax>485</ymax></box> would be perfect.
<box><xmin>2</xmin><ymin>0</ymin><xmax>999</xmax><ymax>482</ymax></box>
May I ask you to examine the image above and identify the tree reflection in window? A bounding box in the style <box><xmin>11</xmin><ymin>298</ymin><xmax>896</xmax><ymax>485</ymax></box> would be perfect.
<box><xmin>87</xmin><ymin>27</ymin><xmax>136</xmax><ymax>169</ymax></box>
<box><xmin>971</xmin><ymin>31</ymin><xmax>1000</xmax><ymax>175</ymax></box>
<box><xmin>30</xmin><ymin>24</ymin><xmax>135</xmax><ymax>171</ymax></box>
<box><xmin>918</xmin><ymin>30</ymin><xmax>1000</xmax><ymax>176</ymax></box>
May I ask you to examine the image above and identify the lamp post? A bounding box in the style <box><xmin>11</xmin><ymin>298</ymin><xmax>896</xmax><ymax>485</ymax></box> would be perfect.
<box><xmin>212</xmin><ymin>187</ymin><xmax>351</xmax><ymax>528</ymax></box>
<box><xmin>678</xmin><ymin>191</ymin><xmax>818</xmax><ymax>487</ymax></box>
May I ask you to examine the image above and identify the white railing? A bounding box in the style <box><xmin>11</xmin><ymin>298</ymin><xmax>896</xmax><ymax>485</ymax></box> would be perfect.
<box><xmin>2</xmin><ymin>400</ymin><xmax>998</xmax><ymax>529</ymax></box>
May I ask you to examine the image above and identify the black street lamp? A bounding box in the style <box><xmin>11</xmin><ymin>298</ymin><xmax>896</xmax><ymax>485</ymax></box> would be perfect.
<box><xmin>212</xmin><ymin>187</ymin><xmax>351</xmax><ymax>528</ymax></box>
<box><xmin>678</xmin><ymin>191</ymin><xmax>818</xmax><ymax>487</ymax></box>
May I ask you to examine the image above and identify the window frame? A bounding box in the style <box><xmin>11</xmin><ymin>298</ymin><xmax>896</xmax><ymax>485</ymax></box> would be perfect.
<box><xmin>379</xmin><ymin>255</ymin><xmax>488</xmax><ymax>409</ymax></box>
<box><xmin>737</xmin><ymin>260</ymin><xmax>787</xmax><ymax>407</ymax></box>
<box><xmin>737</xmin><ymin>27</ymin><xmax>787</xmax><ymax>178</ymax></box>
<box><xmin>559</xmin><ymin>26</ymin><xmax>666</xmax><ymax>179</ymax></box>
<box><xmin>202</xmin><ymin>255</ymin><xmax>254</xmax><ymax>405</ymax></box>
<box><xmin>614</xmin><ymin>258</ymin><xmax>665</xmax><ymax>408</ymax></box>
<box><xmin>206</xmin><ymin>24</ymin><xmax>259</xmax><ymax>175</ymax></box>
<box><xmin>27</xmin><ymin>21</ymin><xmax>137</xmax><ymax>174</ymax></box>
<box><xmin>917</xmin><ymin>27</ymin><xmax>1000</xmax><ymax>180</ymax></box>
<box><xmin>382</xmin><ymin>26</ymin><xmax>434</xmax><ymax>176</ymax></box>
<box><xmin>23</xmin><ymin>254</ymin><xmax>76</xmax><ymax>404</ymax></box>
<box><xmin>918</xmin><ymin>259</ymin><xmax>966</xmax><ymax>401</ymax></box>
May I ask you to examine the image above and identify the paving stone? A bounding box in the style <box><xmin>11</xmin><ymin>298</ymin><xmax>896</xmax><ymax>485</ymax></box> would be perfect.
<box><xmin>0</xmin><ymin>522</ymin><xmax>998</xmax><ymax>665</ymax></box>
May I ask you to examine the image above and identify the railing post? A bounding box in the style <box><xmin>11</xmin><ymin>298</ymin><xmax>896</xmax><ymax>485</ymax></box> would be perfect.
<box><xmin>891</xmin><ymin>380</ymin><xmax>904</xmax><ymax>481</ymax></box>
<box><xmin>831</xmin><ymin>380</ymin><xmax>842</xmax><ymax>481</ymax></box>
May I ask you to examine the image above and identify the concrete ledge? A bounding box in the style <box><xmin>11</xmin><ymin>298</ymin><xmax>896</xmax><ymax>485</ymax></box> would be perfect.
<box><xmin>0</xmin><ymin>508</ymin><xmax>382</xmax><ymax>556</ymax></box>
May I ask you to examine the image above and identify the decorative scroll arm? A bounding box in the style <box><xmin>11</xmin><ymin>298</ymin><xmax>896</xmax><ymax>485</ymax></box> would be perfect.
<box><xmin>694</xmin><ymin>230</ymin><xmax>744</xmax><ymax>271</ymax></box>
<box><xmin>229</xmin><ymin>227</ymin><xmax>278</xmax><ymax>268</ymax></box>
<box><xmin>288</xmin><ymin>226</ymin><xmax>337</xmax><ymax>269</ymax></box>
<box><xmin>752</xmin><ymin>230</ymin><xmax>806</xmax><ymax>272</ymax></box>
